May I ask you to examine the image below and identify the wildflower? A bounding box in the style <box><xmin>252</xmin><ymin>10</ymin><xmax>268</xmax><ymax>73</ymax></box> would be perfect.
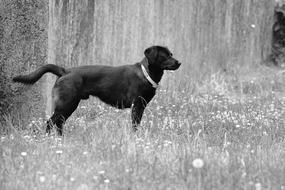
<box><xmin>39</xmin><ymin>176</ymin><xmax>46</xmax><ymax>183</ymax></box>
<box><xmin>83</xmin><ymin>151</ymin><xmax>88</xmax><ymax>155</ymax></box>
<box><xmin>70</xmin><ymin>177</ymin><xmax>75</xmax><ymax>182</ymax></box>
<box><xmin>192</xmin><ymin>158</ymin><xmax>204</xmax><ymax>169</ymax></box>
<box><xmin>255</xmin><ymin>183</ymin><xmax>262</xmax><ymax>190</ymax></box>
<box><xmin>98</xmin><ymin>170</ymin><xmax>105</xmax><ymax>174</ymax></box>
<box><xmin>21</xmin><ymin>152</ymin><xmax>27</xmax><ymax>156</ymax></box>
<box><xmin>23</xmin><ymin>135</ymin><xmax>31</xmax><ymax>139</ymax></box>
<box><xmin>55</xmin><ymin>150</ymin><xmax>63</xmax><ymax>154</ymax></box>
<box><xmin>1</xmin><ymin>136</ymin><xmax>6</xmax><ymax>142</ymax></box>
<box><xmin>163</xmin><ymin>140</ymin><xmax>172</xmax><ymax>147</ymax></box>
<box><xmin>52</xmin><ymin>174</ymin><xmax>57</xmax><ymax>181</ymax></box>
<box><xmin>104</xmin><ymin>179</ymin><xmax>110</xmax><ymax>183</ymax></box>
<box><xmin>93</xmin><ymin>176</ymin><xmax>98</xmax><ymax>180</ymax></box>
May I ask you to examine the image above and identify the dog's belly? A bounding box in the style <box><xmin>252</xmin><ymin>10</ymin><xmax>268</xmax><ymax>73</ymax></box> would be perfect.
<box><xmin>85</xmin><ymin>86</ymin><xmax>135</xmax><ymax>109</ymax></box>
<box><xmin>80</xmin><ymin>71</ymin><xmax>155</xmax><ymax>109</ymax></box>
<box><xmin>96</xmin><ymin>94</ymin><xmax>133</xmax><ymax>109</ymax></box>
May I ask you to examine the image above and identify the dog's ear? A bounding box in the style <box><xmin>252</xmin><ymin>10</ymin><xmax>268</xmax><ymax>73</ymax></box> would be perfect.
<box><xmin>144</xmin><ymin>46</ymin><xmax>158</xmax><ymax>64</ymax></box>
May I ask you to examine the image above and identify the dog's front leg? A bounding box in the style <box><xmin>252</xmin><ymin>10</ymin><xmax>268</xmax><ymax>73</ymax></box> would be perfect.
<box><xmin>131</xmin><ymin>98</ymin><xmax>147</xmax><ymax>131</ymax></box>
<box><xmin>46</xmin><ymin>113</ymin><xmax>66</xmax><ymax>135</ymax></box>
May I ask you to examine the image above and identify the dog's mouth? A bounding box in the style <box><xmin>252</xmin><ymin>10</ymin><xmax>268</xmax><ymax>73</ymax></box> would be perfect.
<box><xmin>166</xmin><ymin>62</ymin><xmax>181</xmax><ymax>70</ymax></box>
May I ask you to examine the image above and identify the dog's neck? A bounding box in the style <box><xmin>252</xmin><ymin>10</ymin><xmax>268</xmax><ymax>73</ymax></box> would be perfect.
<box><xmin>141</xmin><ymin>57</ymin><xmax>163</xmax><ymax>87</ymax></box>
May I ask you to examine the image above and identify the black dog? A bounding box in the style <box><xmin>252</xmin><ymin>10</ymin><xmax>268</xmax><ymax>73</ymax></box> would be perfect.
<box><xmin>13</xmin><ymin>46</ymin><xmax>181</xmax><ymax>135</ymax></box>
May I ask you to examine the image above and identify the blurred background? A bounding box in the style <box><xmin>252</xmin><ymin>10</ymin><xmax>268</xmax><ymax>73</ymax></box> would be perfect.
<box><xmin>1</xmin><ymin>0</ymin><xmax>285</xmax><ymax>126</ymax></box>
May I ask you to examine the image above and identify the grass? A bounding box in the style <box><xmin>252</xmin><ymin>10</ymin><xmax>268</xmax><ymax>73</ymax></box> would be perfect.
<box><xmin>1</xmin><ymin>66</ymin><xmax>285</xmax><ymax>190</ymax></box>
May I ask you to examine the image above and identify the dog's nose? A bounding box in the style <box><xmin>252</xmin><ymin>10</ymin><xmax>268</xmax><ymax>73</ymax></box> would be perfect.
<box><xmin>176</xmin><ymin>61</ymin><xmax>181</xmax><ymax>65</ymax></box>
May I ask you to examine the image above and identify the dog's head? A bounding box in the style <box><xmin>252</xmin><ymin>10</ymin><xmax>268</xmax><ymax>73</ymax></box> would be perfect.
<box><xmin>144</xmin><ymin>46</ymin><xmax>181</xmax><ymax>70</ymax></box>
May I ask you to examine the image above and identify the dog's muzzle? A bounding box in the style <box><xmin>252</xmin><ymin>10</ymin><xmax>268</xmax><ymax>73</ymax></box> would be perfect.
<box><xmin>169</xmin><ymin>61</ymin><xmax>181</xmax><ymax>70</ymax></box>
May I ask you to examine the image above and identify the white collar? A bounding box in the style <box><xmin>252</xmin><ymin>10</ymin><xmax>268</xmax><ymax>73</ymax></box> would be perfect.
<box><xmin>141</xmin><ymin>61</ymin><xmax>159</xmax><ymax>89</ymax></box>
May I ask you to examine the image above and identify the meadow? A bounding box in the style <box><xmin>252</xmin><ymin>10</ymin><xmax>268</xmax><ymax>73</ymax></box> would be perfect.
<box><xmin>1</xmin><ymin>67</ymin><xmax>285</xmax><ymax>190</ymax></box>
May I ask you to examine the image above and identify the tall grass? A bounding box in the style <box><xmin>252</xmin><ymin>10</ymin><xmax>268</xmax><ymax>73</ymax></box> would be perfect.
<box><xmin>1</xmin><ymin>67</ymin><xmax>285</xmax><ymax>190</ymax></box>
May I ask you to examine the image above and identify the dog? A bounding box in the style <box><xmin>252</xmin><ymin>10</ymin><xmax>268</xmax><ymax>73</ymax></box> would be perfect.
<box><xmin>13</xmin><ymin>46</ymin><xmax>181</xmax><ymax>135</ymax></box>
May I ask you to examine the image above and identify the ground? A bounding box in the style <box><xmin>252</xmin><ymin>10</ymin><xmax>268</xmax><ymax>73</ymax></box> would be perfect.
<box><xmin>1</xmin><ymin>66</ymin><xmax>285</xmax><ymax>190</ymax></box>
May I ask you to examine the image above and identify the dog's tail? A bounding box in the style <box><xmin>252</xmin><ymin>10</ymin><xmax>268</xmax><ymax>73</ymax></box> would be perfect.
<box><xmin>12</xmin><ymin>64</ymin><xmax>67</xmax><ymax>84</ymax></box>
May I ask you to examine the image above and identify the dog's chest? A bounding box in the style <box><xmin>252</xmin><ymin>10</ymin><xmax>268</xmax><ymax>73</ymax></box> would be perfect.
<box><xmin>84</xmin><ymin>69</ymin><xmax>156</xmax><ymax>109</ymax></box>
<box><xmin>99</xmin><ymin>84</ymin><xmax>155</xmax><ymax>109</ymax></box>
<box><xmin>128</xmin><ymin>84</ymin><xmax>156</xmax><ymax>102</ymax></box>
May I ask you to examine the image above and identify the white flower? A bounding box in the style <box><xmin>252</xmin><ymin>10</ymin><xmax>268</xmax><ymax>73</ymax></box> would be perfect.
<box><xmin>21</xmin><ymin>152</ymin><xmax>27</xmax><ymax>156</ymax></box>
<box><xmin>93</xmin><ymin>176</ymin><xmax>98</xmax><ymax>180</ymax></box>
<box><xmin>55</xmin><ymin>150</ymin><xmax>63</xmax><ymax>154</ymax></box>
<box><xmin>1</xmin><ymin>136</ymin><xmax>5</xmax><ymax>142</ymax></box>
<box><xmin>98</xmin><ymin>170</ymin><xmax>105</xmax><ymax>174</ymax></box>
<box><xmin>255</xmin><ymin>183</ymin><xmax>262</xmax><ymax>190</ymax></box>
<box><xmin>52</xmin><ymin>174</ymin><xmax>57</xmax><ymax>181</ymax></box>
<box><xmin>192</xmin><ymin>158</ymin><xmax>204</xmax><ymax>169</ymax></box>
<box><xmin>23</xmin><ymin>135</ymin><xmax>31</xmax><ymax>139</ymax></box>
<box><xmin>39</xmin><ymin>176</ymin><xmax>46</xmax><ymax>183</ymax></box>
<box><xmin>104</xmin><ymin>179</ymin><xmax>110</xmax><ymax>183</ymax></box>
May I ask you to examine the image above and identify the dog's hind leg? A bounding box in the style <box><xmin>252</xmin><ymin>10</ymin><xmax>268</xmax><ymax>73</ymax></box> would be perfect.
<box><xmin>46</xmin><ymin>98</ymin><xmax>80</xmax><ymax>135</ymax></box>
<box><xmin>46</xmin><ymin>74</ymin><xmax>82</xmax><ymax>135</ymax></box>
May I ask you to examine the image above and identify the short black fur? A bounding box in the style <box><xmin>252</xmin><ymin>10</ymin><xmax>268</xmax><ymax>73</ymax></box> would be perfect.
<box><xmin>13</xmin><ymin>46</ymin><xmax>181</xmax><ymax>135</ymax></box>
